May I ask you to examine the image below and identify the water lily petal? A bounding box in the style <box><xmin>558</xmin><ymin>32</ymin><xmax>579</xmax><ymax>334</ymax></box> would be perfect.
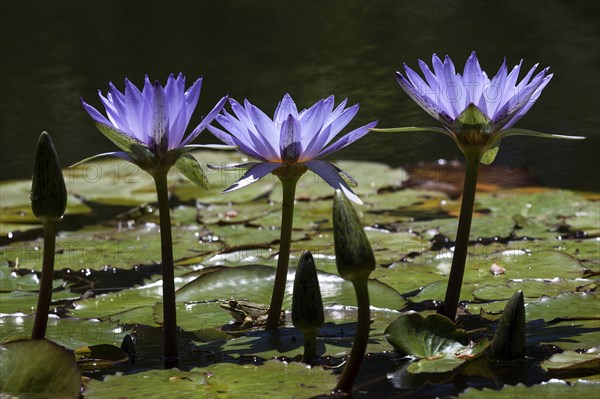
<box><xmin>316</xmin><ymin>121</ymin><xmax>378</xmax><ymax>159</ymax></box>
<box><xmin>304</xmin><ymin>160</ymin><xmax>362</xmax><ymax>204</ymax></box>
<box><xmin>223</xmin><ymin>162</ymin><xmax>280</xmax><ymax>193</ymax></box>
<box><xmin>182</xmin><ymin>95</ymin><xmax>228</xmax><ymax>146</ymax></box>
<box><xmin>280</xmin><ymin>114</ymin><xmax>302</xmax><ymax>162</ymax></box>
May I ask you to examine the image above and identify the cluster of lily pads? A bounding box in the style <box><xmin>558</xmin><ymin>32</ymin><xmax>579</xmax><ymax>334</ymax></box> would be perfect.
<box><xmin>0</xmin><ymin>52</ymin><xmax>595</xmax><ymax>398</ymax></box>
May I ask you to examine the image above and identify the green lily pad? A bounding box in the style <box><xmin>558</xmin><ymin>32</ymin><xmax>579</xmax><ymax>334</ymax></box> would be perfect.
<box><xmin>542</xmin><ymin>349</ymin><xmax>600</xmax><ymax>378</ymax></box>
<box><xmin>525</xmin><ymin>292</ymin><xmax>600</xmax><ymax>321</ymax></box>
<box><xmin>385</xmin><ymin>313</ymin><xmax>490</xmax><ymax>373</ymax></box>
<box><xmin>83</xmin><ymin>359</ymin><xmax>336</xmax><ymax>398</ymax></box>
<box><xmin>0</xmin><ymin>339</ymin><xmax>81</xmax><ymax>398</ymax></box>
<box><xmin>458</xmin><ymin>381</ymin><xmax>600</xmax><ymax>398</ymax></box>
<box><xmin>0</xmin><ymin>315</ymin><xmax>130</xmax><ymax>349</ymax></box>
<box><xmin>175</xmin><ymin>264</ymin><xmax>406</xmax><ymax>310</ymax></box>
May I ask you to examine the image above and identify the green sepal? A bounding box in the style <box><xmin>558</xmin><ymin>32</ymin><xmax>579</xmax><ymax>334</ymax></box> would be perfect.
<box><xmin>370</xmin><ymin>126</ymin><xmax>454</xmax><ymax>139</ymax></box>
<box><xmin>455</xmin><ymin>104</ymin><xmax>491</xmax><ymax>127</ymax></box>
<box><xmin>69</xmin><ymin>151</ymin><xmax>134</xmax><ymax>168</ymax></box>
<box><xmin>332</xmin><ymin>190</ymin><xmax>376</xmax><ymax>283</ymax></box>
<box><xmin>174</xmin><ymin>153</ymin><xmax>209</xmax><ymax>189</ymax></box>
<box><xmin>30</xmin><ymin>132</ymin><xmax>67</xmax><ymax>219</ymax></box>
<box><xmin>480</xmin><ymin>144</ymin><xmax>500</xmax><ymax>165</ymax></box>
<box><xmin>491</xmin><ymin>290</ymin><xmax>526</xmax><ymax>360</ymax></box>
<box><xmin>93</xmin><ymin>121</ymin><xmax>155</xmax><ymax>166</ymax></box>
<box><xmin>292</xmin><ymin>251</ymin><xmax>325</xmax><ymax>331</ymax></box>
<box><xmin>498</xmin><ymin>128</ymin><xmax>585</xmax><ymax>141</ymax></box>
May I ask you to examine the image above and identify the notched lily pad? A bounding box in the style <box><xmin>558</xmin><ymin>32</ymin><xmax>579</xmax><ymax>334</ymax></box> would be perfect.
<box><xmin>385</xmin><ymin>313</ymin><xmax>490</xmax><ymax>373</ymax></box>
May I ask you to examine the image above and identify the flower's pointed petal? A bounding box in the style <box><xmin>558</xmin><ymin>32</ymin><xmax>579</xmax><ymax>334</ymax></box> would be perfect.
<box><xmin>207</xmin><ymin>125</ymin><xmax>266</xmax><ymax>160</ymax></box>
<box><xmin>164</xmin><ymin>74</ymin><xmax>188</xmax><ymax>147</ymax></box>
<box><xmin>124</xmin><ymin>78</ymin><xmax>150</xmax><ymax>143</ymax></box>
<box><xmin>443</xmin><ymin>54</ymin><xmax>467</xmax><ymax>116</ymax></box>
<box><xmin>463</xmin><ymin>51</ymin><xmax>484</xmax><ymax>104</ymax></box>
<box><xmin>305</xmin><ymin>160</ymin><xmax>362</xmax><ymax>204</ymax></box>
<box><xmin>182</xmin><ymin>95</ymin><xmax>228</xmax><ymax>146</ymax></box>
<box><xmin>70</xmin><ymin>151</ymin><xmax>134</xmax><ymax>168</ymax></box>
<box><xmin>280</xmin><ymin>114</ymin><xmax>302</xmax><ymax>162</ymax></box>
<box><xmin>222</xmin><ymin>162</ymin><xmax>280</xmax><ymax>193</ymax></box>
<box><xmin>493</xmin><ymin>71</ymin><xmax>551</xmax><ymax>130</ymax></box>
<box><xmin>403</xmin><ymin>64</ymin><xmax>432</xmax><ymax>100</ymax></box>
<box><xmin>82</xmin><ymin>100</ymin><xmax>155</xmax><ymax>161</ymax></box>
<box><xmin>274</xmin><ymin>93</ymin><xmax>299</xmax><ymax>126</ymax></box>
<box><xmin>316</xmin><ymin>121</ymin><xmax>377</xmax><ymax>159</ymax></box>
<box><xmin>395</xmin><ymin>72</ymin><xmax>454</xmax><ymax>127</ymax></box>
<box><xmin>417</xmin><ymin>60</ymin><xmax>439</xmax><ymax>94</ymax></box>
<box><xmin>98</xmin><ymin>91</ymin><xmax>126</xmax><ymax>131</ymax></box>
<box><xmin>183</xmin><ymin>77</ymin><xmax>202</xmax><ymax>128</ymax></box>
<box><xmin>486</xmin><ymin>58</ymin><xmax>508</xmax><ymax>118</ymax></box>
<box><xmin>207</xmin><ymin>162</ymin><xmax>259</xmax><ymax>171</ymax></box>
<box><xmin>497</xmin><ymin>128</ymin><xmax>585</xmax><ymax>141</ymax></box>
<box><xmin>174</xmin><ymin>153</ymin><xmax>209</xmax><ymax>189</ymax></box>
<box><xmin>501</xmin><ymin>74</ymin><xmax>553</xmax><ymax>129</ymax></box>
<box><xmin>151</xmin><ymin>81</ymin><xmax>169</xmax><ymax>153</ymax></box>
<box><xmin>82</xmin><ymin>99</ymin><xmax>113</xmax><ymax>127</ymax></box>
<box><xmin>249</xmin><ymin>103</ymin><xmax>280</xmax><ymax>143</ymax></box>
<box><xmin>298</xmin><ymin>99</ymin><xmax>327</xmax><ymax>148</ymax></box>
<box><xmin>216</xmin><ymin>111</ymin><xmax>275</xmax><ymax>159</ymax></box>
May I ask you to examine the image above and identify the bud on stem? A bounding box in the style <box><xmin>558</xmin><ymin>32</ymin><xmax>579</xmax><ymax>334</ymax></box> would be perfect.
<box><xmin>292</xmin><ymin>251</ymin><xmax>324</xmax><ymax>363</ymax></box>
<box><xmin>31</xmin><ymin>132</ymin><xmax>67</xmax><ymax>221</ymax></box>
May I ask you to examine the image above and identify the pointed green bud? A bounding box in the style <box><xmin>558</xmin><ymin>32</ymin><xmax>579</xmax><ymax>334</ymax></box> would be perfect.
<box><xmin>332</xmin><ymin>190</ymin><xmax>376</xmax><ymax>282</ymax></box>
<box><xmin>491</xmin><ymin>290</ymin><xmax>526</xmax><ymax>360</ymax></box>
<box><xmin>292</xmin><ymin>251</ymin><xmax>325</xmax><ymax>332</ymax></box>
<box><xmin>31</xmin><ymin>132</ymin><xmax>67</xmax><ymax>220</ymax></box>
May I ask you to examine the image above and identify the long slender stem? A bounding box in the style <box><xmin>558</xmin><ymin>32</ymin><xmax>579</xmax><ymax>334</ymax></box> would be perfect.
<box><xmin>265</xmin><ymin>176</ymin><xmax>299</xmax><ymax>330</ymax></box>
<box><xmin>440</xmin><ymin>153</ymin><xmax>480</xmax><ymax>321</ymax></box>
<box><xmin>153</xmin><ymin>172</ymin><xmax>178</xmax><ymax>367</ymax></box>
<box><xmin>32</xmin><ymin>219</ymin><xmax>57</xmax><ymax>340</ymax></box>
<box><xmin>302</xmin><ymin>328</ymin><xmax>318</xmax><ymax>363</ymax></box>
<box><xmin>335</xmin><ymin>278</ymin><xmax>370</xmax><ymax>392</ymax></box>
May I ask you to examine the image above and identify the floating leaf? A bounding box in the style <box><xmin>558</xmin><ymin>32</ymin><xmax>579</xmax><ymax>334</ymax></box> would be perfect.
<box><xmin>385</xmin><ymin>313</ymin><xmax>489</xmax><ymax>373</ymax></box>
<box><xmin>83</xmin><ymin>359</ymin><xmax>336</xmax><ymax>398</ymax></box>
<box><xmin>0</xmin><ymin>339</ymin><xmax>81</xmax><ymax>398</ymax></box>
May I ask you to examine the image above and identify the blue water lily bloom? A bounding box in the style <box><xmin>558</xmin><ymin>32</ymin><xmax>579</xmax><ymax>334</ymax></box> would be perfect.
<box><xmin>80</xmin><ymin>73</ymin><xmax>229</xmax><ymax>186</ymax></box>
<box><xmin>78</xmin><ymin>73</ymin><xmax>229</xmax><ymax>365</ymax></box>
<box><xmin>381</xmin><ymin>52</ymin><xmax>581</xmax><ymax>163</ymax></box>
<box><xmin>374</xmin><ymin>52</ymin><xmax>583</xmax><ymax>322</ymax></box>
<box><xmin>207</xmin><ymin>94</ymin><xmax>377</xmax><ymax>204</ymax></box>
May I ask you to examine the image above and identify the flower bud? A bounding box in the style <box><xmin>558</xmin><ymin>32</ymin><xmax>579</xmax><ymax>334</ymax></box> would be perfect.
<box><xmin>292</xmin><ymin>251</ymin><xmax>324</xmax><ymax>331</ymax></box>
<box><xmin>31</xmin><ymin>132</ymin><xmax>67</xmax><ymax>220</ymax></box>
<box><xmin>332</xmin><ymin>190</ymin><xmax>376</xmax><ymax>282</ymax></box>
<box><xmin>491</xmin><ymin>290</ymin><xmax>526</xmax><ymax>360</ymax></box>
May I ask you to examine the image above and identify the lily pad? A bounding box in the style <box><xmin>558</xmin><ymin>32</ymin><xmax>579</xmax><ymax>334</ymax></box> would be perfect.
<box><xmin>0</xmin><ymin>315</ymin><xmax>130</xmax><ymax>349</ymax></box>
<box><xmin>542</xmin><ymin>349</ymin><xmax>600</xmax><ymax>378</ymax></box>
<box><xmin>0</xmin><ymin>339</ymin><xmax>81</xmax><ymax>398</ymax></box>
<box><xmin>385</xmin><ymin>313</ymin><xmax>490</xmax><ymax>373</ymax></box>
<box><xmin>175</xmin><ymin>264</ymin><xmax>406</xmax><ymax>310</ymax></box>
<box><xmin>458</xmin><ymin>381</ymin><xmax>600</xmax><ymax>398</ymax></box>
<box><xmin>83</xmin><ymin>359</ymin><xmax>337</xmax><ymax>398</ymax></box>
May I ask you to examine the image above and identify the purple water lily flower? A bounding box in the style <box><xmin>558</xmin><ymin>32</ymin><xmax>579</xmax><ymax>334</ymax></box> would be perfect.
<box><xmin>207</xmin><ymin>94</ymin><xmax>377</xmax><ymax>204</ymax></box>
<box><xmin>79</xmin><ymin>73</ymin><xmax>228</xmax><ymax>186</ymax></box>
<box><xmin>384</xmin><ymin>52</ymin><xmax>581</xmax><ymax>163</ymax></box>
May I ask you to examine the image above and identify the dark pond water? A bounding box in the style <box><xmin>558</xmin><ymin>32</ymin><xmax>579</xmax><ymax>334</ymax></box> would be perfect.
<box><xmin>1</xmin><ymin>0</ymin><xmax>598</xmax><ymax>191</ymax></box>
